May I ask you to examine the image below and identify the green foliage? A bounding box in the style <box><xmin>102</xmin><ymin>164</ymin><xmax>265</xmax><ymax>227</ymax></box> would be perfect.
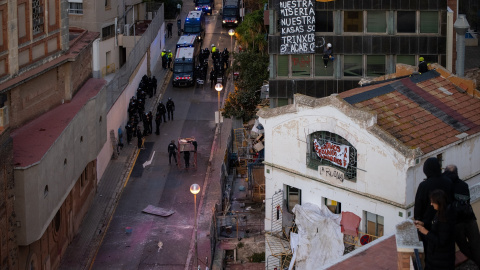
<box><xmin>222</xmin><ymin>51</ymin><xmax>269</xmax><ymax>122</ymax></box>
<box><xmin>235</xmin><ymin>10</ymin><xmax>267</xmax><ymax>53</ymax></box>
<box><xmin>248</xmin><ymin>252</ymin><xmax>265</xmax><ymax>263</ymax></box>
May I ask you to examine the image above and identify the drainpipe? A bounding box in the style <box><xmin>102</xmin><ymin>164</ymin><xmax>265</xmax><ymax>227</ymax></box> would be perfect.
<box><xmin>453</xmin><ymin>14</ymin><xmax>469</xmax><ymax>77</ymax></box>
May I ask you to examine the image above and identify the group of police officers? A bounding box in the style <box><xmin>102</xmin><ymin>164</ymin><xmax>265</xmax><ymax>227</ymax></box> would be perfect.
<box><xmin>161</xmin><ymin>49</ymin><xmax>174</xmax><ymax>69</ymax></box>
<box><xmin>124</xmin><ymin>74</ymin><xmax>175</xmax><ymax>149</ymax></box>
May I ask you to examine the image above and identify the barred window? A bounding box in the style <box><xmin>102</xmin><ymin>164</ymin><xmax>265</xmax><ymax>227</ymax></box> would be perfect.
<box><xmin>102</xmin><ymin>25</ymin><xmax>115</xmax><ymax>40</ymax></box>
<box><xmin>32</xmin><ymin>0</ymin><xmax>44</xmax><ymax>35</ymax></box>
<box><xmin>307</xmin><ymin>131</ymin><xmax>357</xmax><ymax>180</ymax></box>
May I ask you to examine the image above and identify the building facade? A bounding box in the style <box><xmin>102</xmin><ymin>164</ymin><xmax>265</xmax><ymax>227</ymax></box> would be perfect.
<box><xmin>68</xmin><ymin>0</ymin><xmax>148</xmax><ymax>78</ymax></box>
<box><xmin>267</xmin><ymin>0</ymin><xmax>457</xmax><ymax>107</ymax></box>
<box><xmin>258</xmin><ymin>66</ymin><xmax>480</xmax><ymax>267</ymax></box>
<box><xmin>0</xmin><ymin>0</ymin><xmax>106</xmax><ymax>269</ymax></box>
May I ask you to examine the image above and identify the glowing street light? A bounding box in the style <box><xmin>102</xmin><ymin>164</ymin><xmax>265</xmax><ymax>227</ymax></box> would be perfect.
<box><xmin>190</xmin><ymin>183</ymin><xmax>200</xmax><ymax>269</ymax></box>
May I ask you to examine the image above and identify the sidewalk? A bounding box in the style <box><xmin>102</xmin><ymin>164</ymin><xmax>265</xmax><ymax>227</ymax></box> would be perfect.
<box><xmin>59</xmin><ymin>22</ymin><xmax>179</xmax><ymax>270</ymax></box>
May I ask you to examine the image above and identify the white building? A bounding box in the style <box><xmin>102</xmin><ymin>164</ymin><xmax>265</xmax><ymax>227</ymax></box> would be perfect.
<box><xmin>258</xmin><ymin>66</ymin><xmax>480</xmax><ymax>265</ymax></box>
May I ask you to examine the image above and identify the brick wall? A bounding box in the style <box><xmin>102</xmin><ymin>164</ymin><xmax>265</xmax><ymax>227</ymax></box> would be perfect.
<box><xmin>71</xmin><ymin>44</ymin><xmax>94</xmax><ymax>98</ymax></box>
<box><xmin>9</xmin><ymin>67</ymin><xmax>65</xmax><ymax>129</ymax></box>
<box><xmin>16</xmin><ymin>160</ymin><xmax>97</xmax><ymax>269</ymax></box>
<box><xmin>0</xmin><ymin>129</ymin><xmax>18</xmax><ymax>270</ymax></box>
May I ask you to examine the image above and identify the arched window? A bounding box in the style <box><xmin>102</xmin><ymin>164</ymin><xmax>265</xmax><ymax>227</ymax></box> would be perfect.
<box><xmin>307</xmin><ymin>131</ymin><xmax>357</xmax><ymax>180</ymax></box>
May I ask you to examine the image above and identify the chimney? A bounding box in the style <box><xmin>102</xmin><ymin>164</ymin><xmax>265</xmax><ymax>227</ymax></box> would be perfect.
<box><xmin>454</xmin><ymin>14</ymin><xmax>470</xmax><ymax>77</ymax></box>
<box><xmin>395</xmin><ymin>220</ymin><xmax>424</xmax><ymax>270</ymax></box>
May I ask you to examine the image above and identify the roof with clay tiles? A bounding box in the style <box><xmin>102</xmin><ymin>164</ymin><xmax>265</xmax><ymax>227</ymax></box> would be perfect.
<box><xmin>338</xmin><ymin>71</ymin><xmax>480</xmax><ymax>154</ymax></box>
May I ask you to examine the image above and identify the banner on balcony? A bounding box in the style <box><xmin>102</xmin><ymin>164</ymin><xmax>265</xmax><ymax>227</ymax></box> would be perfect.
<box><xmin>279</xmin><ymin>0</ymin><xmax>315</xmax><ymax>54</ymax></box>
<box><xmin>313</xmin><ymin>139</ymin><xmax>350</xmax><ymax>169</ymax></box>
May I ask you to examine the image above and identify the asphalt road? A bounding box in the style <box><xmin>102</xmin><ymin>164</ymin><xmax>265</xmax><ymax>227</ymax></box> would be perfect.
<box><xmin>90</xmin><ymin>3</ymin><xmax>233</xmax><ymax>269</ymax></box>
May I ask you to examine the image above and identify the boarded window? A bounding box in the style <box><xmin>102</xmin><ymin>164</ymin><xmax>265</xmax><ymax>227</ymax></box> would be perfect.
<box><xmin>18</xmin><ymin>4</ymin><xmax>27</xmax><ymax>38</ymax></box>
<box><xmin>291</xmin><ymin>54</ymin><xmax>310</xmax><ymax>77</ymax></box>
<box><xmin>344</xmin><ymin>11</ymin><xmax>363</xmax><ymax>32</ymax></box>
<box><xmin>315</xmin><ymin>54</ymin><xmax>333</xmax><ymax>76</ymax></box>
<box><xmin>344</xmin><ymin>55</ymin><xmax>362</xmax><ymax>77</ymax></box>
<box><xmin>397</xmin><ymin>55</ymin><xmax>415</xmax><ymax>66</ymax></box>
<box><xmin>277</xmin><ymin>55</ymin><xmax>288</xmax><ymax>77</ymax></box>
<box><xmin>420</xmin><ymin>11</ymin><xmax>438</xmax><ymax>33</ymax></box>
<box><xmin>366</xmin><ymin>55</ymin><xmax>385</xmax><ymax>77</ymax></box>
<box><xmin>367</xmin><ymin>11</ymin><xmax>386</xmax><ymax>33</ymax></box>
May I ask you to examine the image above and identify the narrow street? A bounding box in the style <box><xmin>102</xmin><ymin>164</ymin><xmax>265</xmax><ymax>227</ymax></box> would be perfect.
<box><xmin>89</xmin><ymin>2</ymin><xmax>235</xmax><ymax>269</ymax></box>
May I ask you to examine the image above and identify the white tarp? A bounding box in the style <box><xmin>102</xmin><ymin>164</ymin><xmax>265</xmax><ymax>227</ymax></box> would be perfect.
<box><xmin>292</xmin><ymin>203</ymin><xmax>344</xmax><ymax>269</ymax></box>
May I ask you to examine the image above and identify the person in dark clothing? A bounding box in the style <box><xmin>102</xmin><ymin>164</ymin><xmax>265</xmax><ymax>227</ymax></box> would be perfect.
<box><xmin>147</xmin><ymin>111</ymin><xmax>153</xmax><ymax>134</ymax></box>
<box><xmin>444</xmin><ymin>165</ymin><xmax>480</xmax><ymax>267</ymax></box>
<box><xmin>142</xmin><ymin>112</ymin><xmax>150</xmax><ymax>136</ymax></box>
<box><xmin>125</xmin><ymin>123</ymin><xmax>133</xmax><ymax>144</ymax></box>
<box><xmin>167</xmin><ymin>22</ymin><xmax>173</xmax><ymax>38</ymax></box>
<box><xmin>322</xmin><ymin>43</ymin><xmax>333</xmax><ymax>68</ymax></box>
<box><xmin>166</xmin><ymin>98</ymin><xmax>175</xmax><ymax>121</ymax></box>
<box><xmin>184</xmin><ymin>151</ymin><xmax>190</xmax><ymax>168</ymax></box>
<box><xmin>415</xmin><ymin>190</ymin><xmax>456</xmax><ymax>270</ymax></box>
<box><xmin>137</xmin><ymin>128</ymin><xmax>144</xmax><ymax>149</ymax></box>
<box><xmin>418</xmin><ymin>57</ymin><xmax>429</xmax><ymax>73</ymax></box>
<box><xmin>152</xmin><ymin>76</ymin><xmax>157</xmax><ymax>95</ymax></box>
<box><xmin>210</xmin><ymin>69</ymin><xmax>217</xmax><ymax>88</ymax></box>
<box><xmin>167</xmin><ymin>140</ymin><xmax>178</xmax><ymax>165</ymax></box>
<box><xmin>155</xmin><ymin>111</ymin><xmax>161</xmax><ymax>135</ymax></box>
<box><xmin>157</xmin><ymin>101</ymin><xmax>167</xmax><ymax>123</ymax></box>
<box><xmin>414</xmin><ymin>157</ymin><xmax>454</xmax><ymax>224</ymax></box>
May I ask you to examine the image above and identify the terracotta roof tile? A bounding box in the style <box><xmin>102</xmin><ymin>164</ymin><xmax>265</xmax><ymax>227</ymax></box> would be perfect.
<box><xmin>327</xmin><ymin>235</ymin><xmax>397</xmax><ymax>270</ymax></box>
<box><xmin>339</xmin><ymin>73</ymin><xmax>480</xmax><ymax>154</ymax></box>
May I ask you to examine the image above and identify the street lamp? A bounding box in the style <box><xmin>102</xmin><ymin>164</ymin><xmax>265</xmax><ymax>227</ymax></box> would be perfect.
<box><xmin>228</xmin><ymin>29</ymin><xmax>235</xmax><ymax>79</ymax></box>
<box><xmin>215</xmin><ymin>83</ymin><xmax>223</xmax><ymax>120</ymax></box>
<box><xmin>190</xmin><ymin>184</ymin><xmax>200</xmax><ymax>269</ymax></box>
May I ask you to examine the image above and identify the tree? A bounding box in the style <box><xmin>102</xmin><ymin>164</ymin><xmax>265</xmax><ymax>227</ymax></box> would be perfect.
<box><xmin>235</xmin><ymin>10</ymin><xmax>267</xmax><ymax>54</ymax></box>
<box><xmin>222</xmin><ymin>51</ymin><xmax>269</xmax><ymax>122</ymax></box>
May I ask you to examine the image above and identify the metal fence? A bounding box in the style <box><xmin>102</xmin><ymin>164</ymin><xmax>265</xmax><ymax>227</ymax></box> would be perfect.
<box><xmin>106</xmin><ymin>5</ymin><xmax>164</xmax><ymax>110</ymax></box>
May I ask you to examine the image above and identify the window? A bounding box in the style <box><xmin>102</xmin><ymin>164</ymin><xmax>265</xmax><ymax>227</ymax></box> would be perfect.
<box><xmin>397</xmin><ymin>55</ymin><xmax>416</xmax><ymax>66</ymax></box>
<box><xmin>277</xmin><ymin>55</ymin><xmax>289</xmax><ymax>77</ymax></box>
<box><xmin>315</xmin><ymin>11</ymin><xmax>333</xmax><ymax>32</ymax></box>
<box><xmin>367</xmin><ymin>11</ymin><xmax>386</xmax><ymax>33</ymax></box>
<box><xmin>69</xmin><ymin>2</ymin><xmax>83</xmax><ymax>14</ymax></box>
<box><xmin>291</xmin><ymin>55</ymin><xmax>310</xmax><ymax>77</ymax></box>
<box><xmin>286</xmin><ymin>185</ymin><xmax>301</xmax><ymax>212</ymax></box>
<box><xmin>365</xmin><ymin>211</ymin><xmax>384</xmax><ymax>237</ymax></box>
<box><xmin>32</xmin><ymin>0</ymin><xmax>44</xmax><ymax>35</ymax></box>
<box><xmin>324</xmin><ymin>198</ymin><xmax>341</xmax><ymax>214</ymax></box>
<box><xmin>422</xmin><ymin>55</ymin><xmax>438</xmax><ymax>64</ymax></box>
<box><xmin>437</xmin><ymin>153</ymin><xmax>443</xmax><ymax>169</ymax></box>
<box><xmin>105</xmin><ymin>0</ymin><xmax>111</xmax><ymax>9</ymax></box>
<box><xmin>277</xmin><ymin>98</ymin><xmax>289</xmax><ymax>107</ymax></box>
<box><xmin>344</xmin><ymin>55</ymin><xmax>363</xmax><ymax>77</ymax></box>
<box><xmin>397</xmin><ymin>11</ymin><xmax>416</xmax><ymax>33</ymax></box>
<box><xmin>366</xmin><ymin>55</ymin><xmax>385</xmax><ymax>77</ymax></box>
<box><xmin>315</xmin><ymin>54</ymin><xmax>333</xmax><ymax>76</ymax></box>
<box><xmin>344</xmin><ymin>11</ymin><xmax>363</xmax><ymax>33</ymax></box>
<box><xmin>102</xmin><ymin>25</ymin><xmax>115</xmax><ymax>40</ymax></box>
<box><xmin>308</xmin><ymin>131</ymin><xmax>357</xmax><ymax>180</ymax></box>
<box><xmin>420</xmin><ymin>11</ymin><xmax>438</xmax><ymax>33</ymax></box>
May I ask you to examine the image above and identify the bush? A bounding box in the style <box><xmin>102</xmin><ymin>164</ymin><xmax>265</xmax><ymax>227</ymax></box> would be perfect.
<box><xmin>248</xmin><ymin>252</ymin><xmax>265</xmax><ymax>263</ymax></box>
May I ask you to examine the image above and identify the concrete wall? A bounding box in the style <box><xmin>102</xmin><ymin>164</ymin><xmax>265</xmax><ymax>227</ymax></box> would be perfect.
<box><xmin>14</xmin><ymin>86</ymin><xmax>107</xmax><ymax>245</ymax></box>
<box><xmin>96</xmin><ymin>25</ymin><xmax>164</xmax><ymax>181</ymax></box>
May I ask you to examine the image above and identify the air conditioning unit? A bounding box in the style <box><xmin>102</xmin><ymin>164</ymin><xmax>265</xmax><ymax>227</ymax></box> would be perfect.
<box><xmin>124</xmin><ymin>24</ymin><xmax>130</xmax><ymax>36</ymax></box>
<box><xmin>0</xmin><ymin>106</ymin><xmax>9</xmax><ymax>127</ymax></box>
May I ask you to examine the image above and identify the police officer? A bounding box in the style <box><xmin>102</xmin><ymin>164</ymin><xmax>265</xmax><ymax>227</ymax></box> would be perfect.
<box><xmin>151</xmin><ymin>76</ymin><xmax>157</xmax><ymax>95</ymax></box>
<box><xmin>125</xmin><ymin>123</ymin><xmax>133</xmax><ymax>144</ymax></box>
<box><xmin>155</xmin><ymin>111</ymin><xmax>161</xmax><ymax>135</ymax></box>
<box><xmin>157</xmin><ymin>101</ymin><xmax>167</xmax><ymax>123</ymax></box>
<box><xmin>161</xmin><ymin>49</ymin><xmax>167</xmax><ymax>69</ymax></box>
<box><xmin>167</xmin><ymin>50</ymin><xmax>173</xmax><ymax>69</ymax></box>
<box><xmin>167</xmin><ymin>140</ymin><xmax>178</xmax><ymax>165</ymax></box>
<box><xmin>166</xmin><ymin>98</ymin><xmax>175</xmax><ymax>121</ymax></box>
<box><xmin>167</xmin><ymin>22</ymin><xmax>173</xmax><ymax>38</ymax></box>
<box><xmin>137</xmin><ymin>127</ymin><xmax>144</xmax><ymax>149</ymax></box>
<box><xmin>142</xmin><ymin>112</ymin><xmax>150</xmax><ymax>136</ymax></box>
<box><xmin>210</xmin><ymin>69</ymin><xmax>217</xmax><ymax>88</ymax></box>
<box><xmin>147</xmin><ymin>111</ymin><xmax>153</xmax><ymax>134</ymax></box>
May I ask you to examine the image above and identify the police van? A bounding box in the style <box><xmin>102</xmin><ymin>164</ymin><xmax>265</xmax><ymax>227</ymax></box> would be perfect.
<box><xmin>183</xmin><ymin>11</ymin><xmax>205</xmax><ymax>42</ymax></box>
<box><xmin>195</xmin><ymin>0</ymin><xmax>214</xmax><ymax>15</ymax></box>
<box><xmin>176</xmin><ymin>35</ymin><xmax>201</xmax><ymax>56</ymax></box>
<box><xmin>172</xmin><ymin>47</ymin><xmax>197</xmax><ymax>87</ymax></box>
<box><xmin>222</xmin><ymin>0</ymin><xmax>241</xmax><ymax>27</ymax></box>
